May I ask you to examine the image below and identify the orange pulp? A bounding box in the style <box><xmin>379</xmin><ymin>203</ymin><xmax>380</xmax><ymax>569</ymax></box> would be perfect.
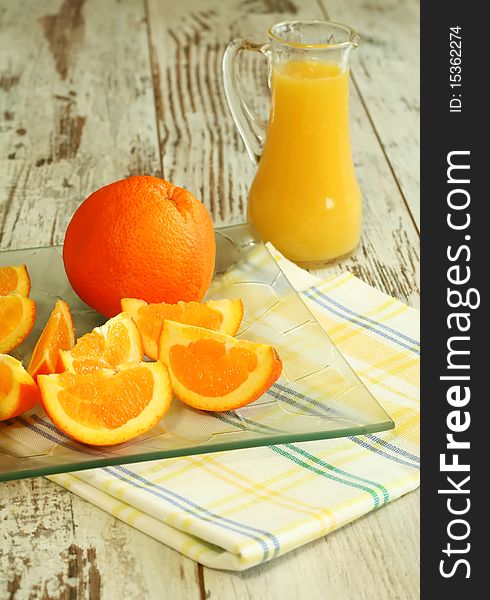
<box><xmin>169</xmin><ymin>339</ymin><xmax>258</xmax><ymax>397</ymax></box>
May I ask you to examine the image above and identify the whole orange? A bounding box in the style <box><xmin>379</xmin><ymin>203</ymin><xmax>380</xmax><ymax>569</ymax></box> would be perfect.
<box><xmin>63</xmin><ymin>176</ymin><xmax>216</xmax><ymax>317</ymax></box>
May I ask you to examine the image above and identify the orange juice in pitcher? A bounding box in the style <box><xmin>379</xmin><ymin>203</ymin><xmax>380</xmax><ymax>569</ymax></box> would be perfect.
<box><xmin>223</xmin><ymin>21</ymin><xmax>362</xmax><ymax>267</ymax></box>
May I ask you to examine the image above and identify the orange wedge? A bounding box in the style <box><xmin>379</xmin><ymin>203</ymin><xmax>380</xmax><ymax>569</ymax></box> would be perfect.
<box><xmin>121</xmin><ymin>297</ymin><xmax>244</xmax><ymax>360</ymax></box>
<box><xmin>1</xmin><ymin>354</ymin><xmax>40</xmax><ymax>420</ymax></box>
<box><xmin>60</xmin><ymin>312</ymin><xmax>143</xmax><ymax>374</ymax></box>
<box><xmin>38</xmin><ymin>362</ymin><xmax>172</xmax><ymax>445</ymax></box>
<box><xmin>28</xmin><ymin>300</ymin><xmax>75</xmax><ymax>380</ymax></box>
<box><xmin>159</xmin><ymin>321</ymin><xmax>282</xmax><ymax>411</ymax></box>
<box><xmin>0</xmin><ymin>265</ymin><xmax>31</xmax><ymax>296</ymax></box>
<box><xmin>0</xmin><ymin>293</ymin><xmax>36</xmax><ymax>354</ymax></box>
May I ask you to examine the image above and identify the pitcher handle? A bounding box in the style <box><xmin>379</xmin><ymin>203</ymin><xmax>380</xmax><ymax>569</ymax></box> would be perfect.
<box><xmin>222</xmin><ymin>39</ymin><xmax>270</xmax><ymax>164</ymax></box>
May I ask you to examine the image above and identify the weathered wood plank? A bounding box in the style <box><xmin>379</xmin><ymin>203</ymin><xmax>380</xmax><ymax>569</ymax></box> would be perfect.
<box><xmin>145</xmin><ymin>0</ymin><xmax>420</xmax><ymax>597</ymax></box>
<box><xmin>146</xmin><ymin>0</ymin><xmax>419</xmax><ymax>306</ymax></box>
<box><xmin>0</xmin><ymin>0</ymin><xmax>419</xmax><ymax>598</ymax></box>
<box><xmin>318</xmin><ymin>80</ymin><xmax>420</xmax><ymax>306</ymax></box>
<box><xmin>0</xmin><ymin>0</ymin><xmax>161</xmax><ymax>251</ymax></box>
<box><xmin>146</xmin><ymin>0</ymin><xmax>420</xmax><ymax>596</ymax></box>
<box><xmin>0</xmin><ymin>1</ymin><xmax>197</xmax><ymax>598</ymax></box>
<box><xmin>320</xmin><ymin>0</ymin><xmax>420</xmax><ymax>228</ymax></box>
<box><xmin>145</xmin><ymin>0</ymin><xmax>253</xmax><ymax>225</ymax></box>
<box><xmin>203</xmin><ymin>490</ymin><xmax>420</xmax><ymax>600</ymax></box>
<box><xmin>0</xmin><ymin>478</ymin><xmax>202</xmax><ymax>600</ymax></box>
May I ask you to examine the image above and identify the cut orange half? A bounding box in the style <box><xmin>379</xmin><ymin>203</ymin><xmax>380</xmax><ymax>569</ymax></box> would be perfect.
<box><xmin>60</xmin><ymin>312</ymin><xmax>143</xmax><ymax>374</ymax></box>
<box><xmin>0</xmin><ymin>264</ymin><xmax>31</xmax><ymax>296</ymax></box>
<box><xmin>159</xmin><ymin>321</ymin><xmax>282</xmax><ymax>411</ymax></box>
<box><xmin>28</xmin><ymin>300</ymin><xmax>76</xmax><ymax>380</ymax></box>
<box><xmin>0</xmin><ymin>293</ymin><xmax>36</xmax><ymax>354</ymax></box>
<box><xmin>38</xmin><ymin>362</ymin><xmax>172</xmax><ymax>446</ymax></box>
<box><xmin>121</xmin><ymin>297</ymin><xmax>244</xmax><ymax>360</ymax></box>
<box><xmin>1</xmin><ymin>354</ymin><xmax>40</xmax><ymax>420</ymax></box>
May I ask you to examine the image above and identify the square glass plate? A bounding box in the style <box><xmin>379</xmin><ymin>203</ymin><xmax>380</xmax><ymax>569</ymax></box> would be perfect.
<box><xmin>0</xmin><ymin>224</ymin><xmax>393</xmax><ymax>481</ymax></box>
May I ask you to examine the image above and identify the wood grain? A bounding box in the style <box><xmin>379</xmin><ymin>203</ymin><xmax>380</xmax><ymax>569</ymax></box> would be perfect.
<box><xmin>0</xmin><ymin>0</ymin><xmax>160</xmax><ymax>251</ymax></box>
<box><xmin>0</xmin><ymin>0</ymin><xmax>419</xmax><ymax>598</ymax></box>
<box><xmin>0</xmin><ymin>478</ymin><xmax>201</xmax><ymax>600</ymax></box>
<box><xmin>145</xmin><ymin>0</ymin><xmax>419</xmax><ymax>306</ymax></box>
<box><xmin>319</xmin><ymin>0</ymin><xmax>420</xmax><ymax>229</ymax></box>
<box><xmin>203</xmin><ymin>490</ymin><xmax>420</xmax><ymax>600</ymax></box>
<box><xmin>145</xmin><ymin>0</ymin><xmax>255</xmax><ymax>224</ymax></box>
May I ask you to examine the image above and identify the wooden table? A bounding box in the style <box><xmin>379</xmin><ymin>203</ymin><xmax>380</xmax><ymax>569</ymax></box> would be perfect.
<box><xmin>0</xmin><ymin>0</ymin><xmax>419</xmax><ymax>598</ymax></box>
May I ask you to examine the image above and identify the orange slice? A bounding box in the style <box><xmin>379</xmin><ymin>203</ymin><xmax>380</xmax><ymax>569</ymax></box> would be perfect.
<box><xmin>38</xmin><ymin>362</ymin><xmax>172</xmax><ymax>445</ymax></box>
<box><xmin>159</xmin><ymin>321</ymin><xmax>282</xmax><ymax>411</ymax></box>
<box><xmin>0</xmin><ymin>265</ymin><xmax>31</xmax><ymax>296</ymax></box>
<box><xmin>1</xmin><ymin>354</ymin><xmax>40</xmax><ymax>420</ymax></box>
<box><xmin>60</xmin><ymin>312</ymin><xmax>143</xmax><ymax>374</ymax></box>
<box><xmin>28</xmin><ymin>300</ymin><xmax>75</xmax><ymax>380</ymax></box>
<box><xmin>121</xmin><ymin>297</ymin><xmax>244</xmax><ymax>360</ymax></box>
<box><xmin>0</xmin><ymin>293</ymin><xmax>36</xmax><ymax>354</ymax></box>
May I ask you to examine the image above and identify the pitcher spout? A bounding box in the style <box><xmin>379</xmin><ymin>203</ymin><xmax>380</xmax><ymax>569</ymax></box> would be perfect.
<box><xmin>267</xmin><ymin>20</ymin><xmax>361</xmax><ymax>70</ymax></box>
<box><xmin>348</xmin><ymin>29</ymin><xmax>361</xmax><ymax>50</ymax></box>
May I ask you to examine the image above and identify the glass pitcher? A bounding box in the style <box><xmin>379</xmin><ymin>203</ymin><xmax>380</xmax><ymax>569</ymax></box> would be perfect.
<box><xmin>223</xmin><ymin>20</ymin><xmax>361</xmax><ymax>268</ymax></box>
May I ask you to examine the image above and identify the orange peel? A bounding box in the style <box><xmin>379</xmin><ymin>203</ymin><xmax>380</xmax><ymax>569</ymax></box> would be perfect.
<box><xmin>0</xmin><ymin>354</ymin><xmax>40</xmax><ymax>420</ymax></box>
<box><xmin>38</xmin><ymin>362</ymin><xmax>172</xmax><ymax>446</ymax></box>
<box><xmin>159</xmin><ymin>321</ymin><xmax>282</xmax><ymax>412</ymax></box>
<box><xmin>28</xmin><ymin>300</ymin><xmax>75</xmax><ymax>380</ymax></box>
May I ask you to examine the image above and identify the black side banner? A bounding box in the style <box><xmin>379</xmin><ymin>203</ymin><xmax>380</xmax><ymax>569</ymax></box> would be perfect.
<box><xmin>421</xmin><ymin>1</ymin><xmax>484</xmax><ymax>595</ymax></box>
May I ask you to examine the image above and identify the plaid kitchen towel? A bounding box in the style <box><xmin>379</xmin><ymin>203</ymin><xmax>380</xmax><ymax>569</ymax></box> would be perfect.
<box><xmin>48</xmin><ymin>247</ymin><xmax>420</xmax><ymax>571</ymax></box>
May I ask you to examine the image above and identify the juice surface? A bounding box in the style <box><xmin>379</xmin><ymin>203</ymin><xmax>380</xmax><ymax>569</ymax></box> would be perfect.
<box><xmin>248</xmin><ymin>60</ymin><xmax>361</xmax><ymax>265</ymax></box>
